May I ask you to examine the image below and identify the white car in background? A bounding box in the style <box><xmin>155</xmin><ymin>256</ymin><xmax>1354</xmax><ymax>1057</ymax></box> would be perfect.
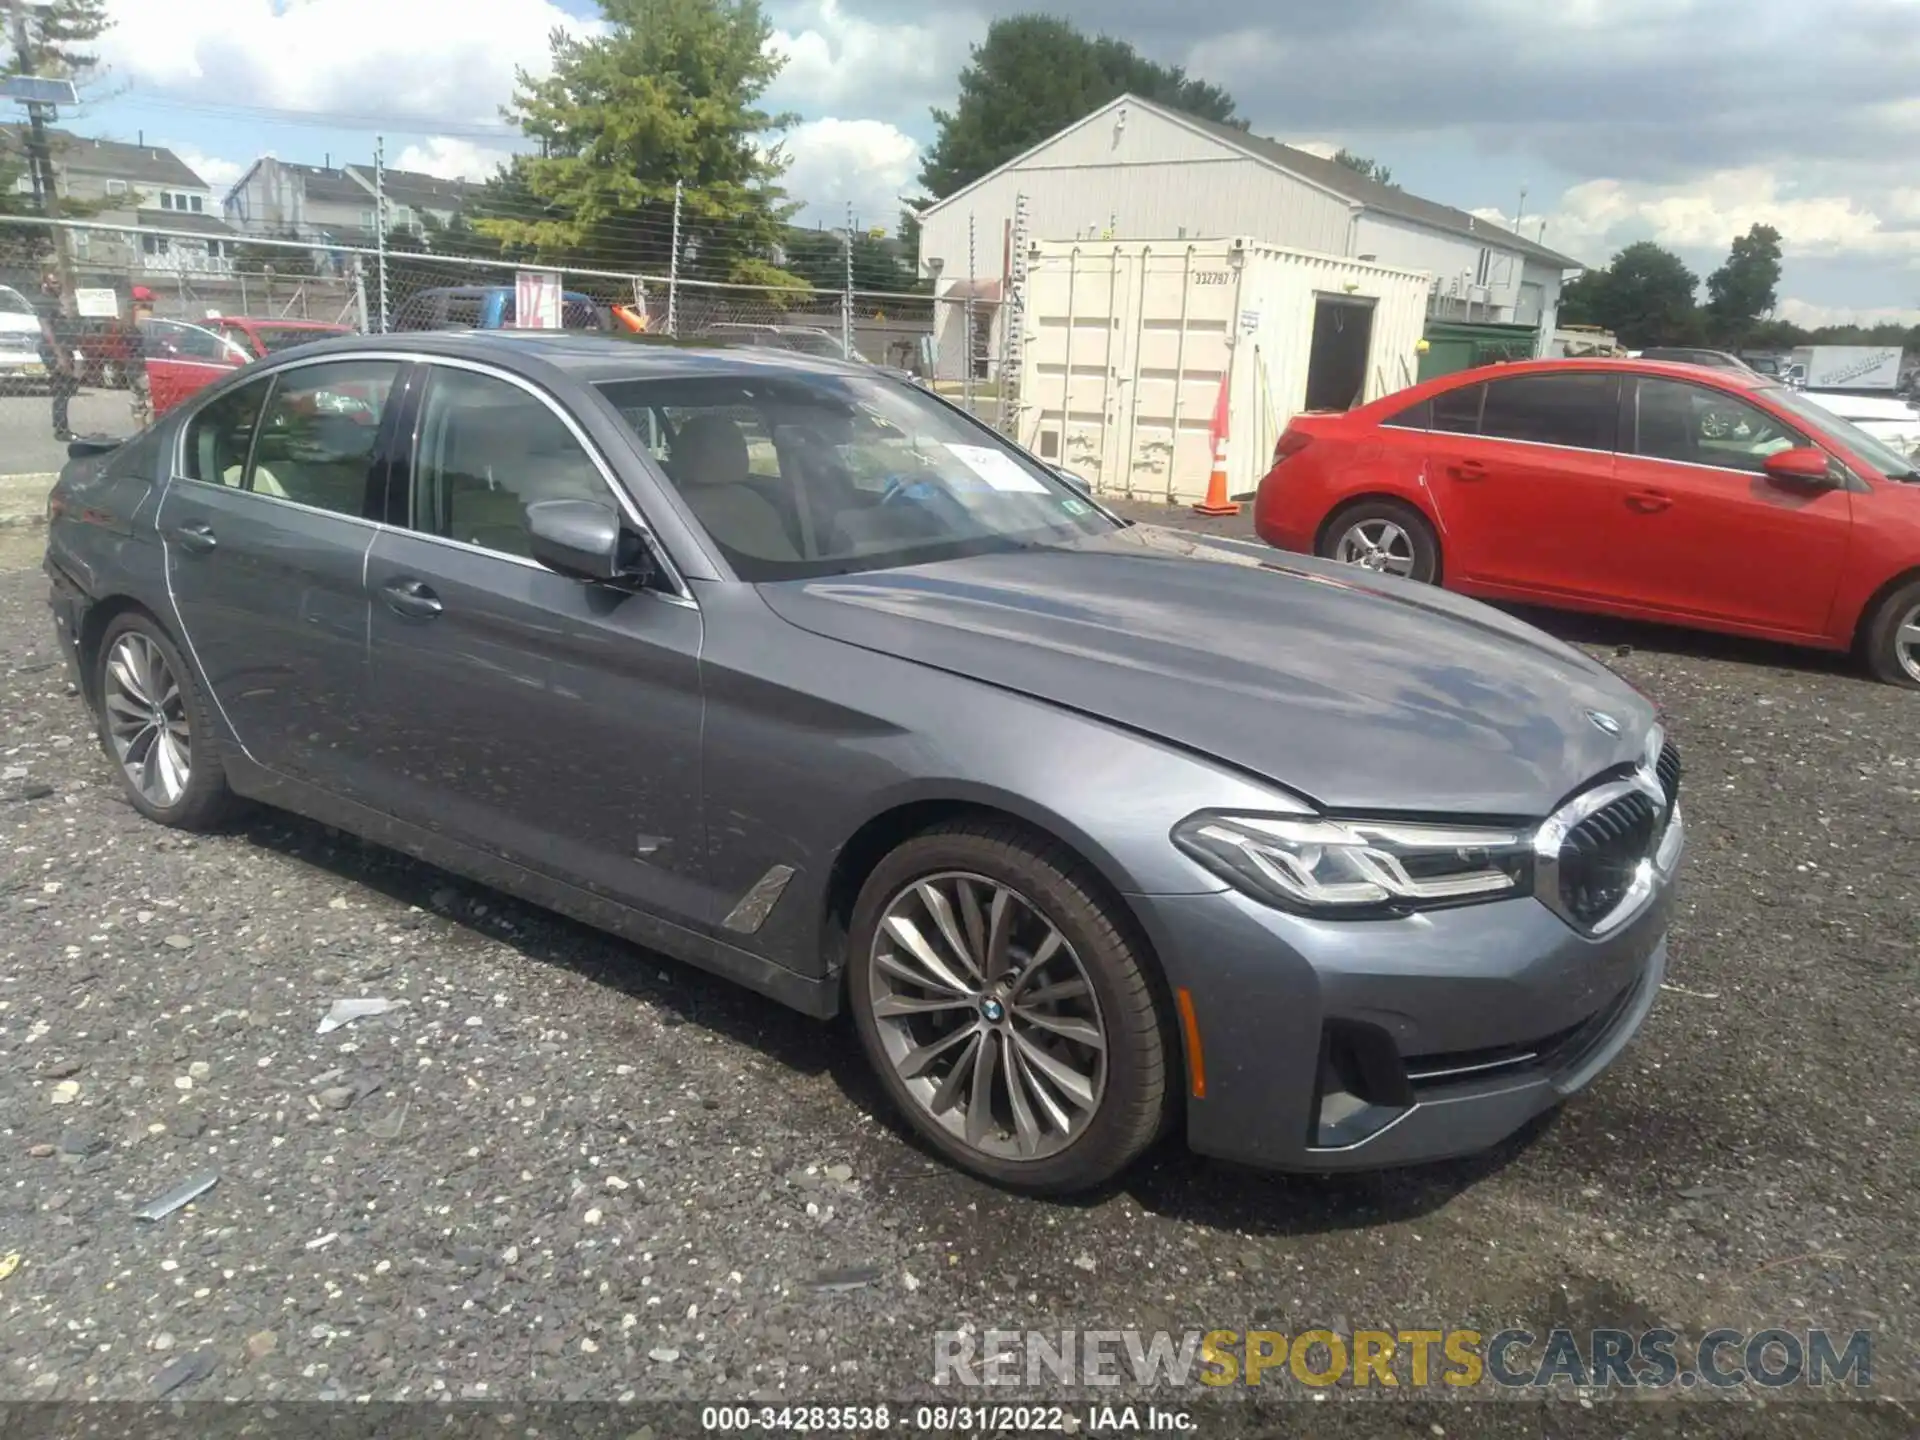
<box><xmin>1800</xmin><ymin>390</ymin><xmax>1920</xmax><ymax>463</ymax></box>
<box><xmin>0</xmin><ymin>284</ymin><xmax>48</xmax><ymax>391</ymax></box>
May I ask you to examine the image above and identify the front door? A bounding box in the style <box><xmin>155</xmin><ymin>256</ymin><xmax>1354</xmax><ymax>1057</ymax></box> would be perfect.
<box><xmin>158</xmin><ymin>358</ymin><xmax>406</xmax><ymax>793</ymax></box>
<box><xmin>362</xmin><ymin>361</ymin><xmax>709</xmax><ymax>929</ymax></box>
<box><xmin>1615</xmin><ymin>376</ymin><xmax>1853</xmax><ymax>635</ymax></box>
<box><xmin>1424</xmin><ymin>370</ymin><xmax>1624</xmax><ymax>599</ymax></box>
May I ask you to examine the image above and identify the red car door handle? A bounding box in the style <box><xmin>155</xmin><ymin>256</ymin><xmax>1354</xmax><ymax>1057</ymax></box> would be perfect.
<box><xmin>1448</xmin><ymin>459</ymin><xmax>1488</xmax><ymax>480</ymax></box>
<box><xmin>1625</xmin><ymin>490</ymin><xmax>1673</xmax><ymax>513</ymax></box>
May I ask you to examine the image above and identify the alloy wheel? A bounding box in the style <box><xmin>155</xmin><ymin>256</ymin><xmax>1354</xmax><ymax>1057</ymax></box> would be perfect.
<box><xmin>103</xmin><ymin>632</ymin><xmax>192</xmax><ymax>808</ymax></box>
<box><xmin>1896</xmin><ymin>602</ymin><xmax>1920</xmax><ymax>685</ymax></box>
<box><xmin>866</xmin><ymin>871</ymin><xmax>1108</xmax><ymax>1162</ymax></box>
<box><xmin>1334</xmin><ymin>518</ymin><xmax>1417</xmax><ymax>576</ymax></box>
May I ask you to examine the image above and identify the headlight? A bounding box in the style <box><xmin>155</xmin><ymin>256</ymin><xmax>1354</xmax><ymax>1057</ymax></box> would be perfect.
<box><xmin>1173</xmin><ymin>812</ymin><xmax>1533</xmax><ymax>917</ymax></box>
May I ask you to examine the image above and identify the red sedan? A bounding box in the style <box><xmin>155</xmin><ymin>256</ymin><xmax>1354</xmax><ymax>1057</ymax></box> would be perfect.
<box><xmin>1254</xmin><ymin>358</ymin><xmax>1920</xmax><ymax>687</ymax></box>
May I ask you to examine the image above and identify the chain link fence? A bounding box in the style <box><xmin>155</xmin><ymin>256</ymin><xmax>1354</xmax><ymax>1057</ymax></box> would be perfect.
<box><xmin>1</xmin><ymin>213</ymin><xmax>1020</xmax><ymax>434</ymax></box>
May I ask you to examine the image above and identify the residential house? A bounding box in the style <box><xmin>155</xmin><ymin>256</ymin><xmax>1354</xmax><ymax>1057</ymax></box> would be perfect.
<box><xmin>3</xmin><ymin>127</ymin><xmax>239</xmax><ymax>283</ymax></box>
<box><xmin>224</xmin><ymin>157</ymin><xmax>473</xmax><ymax>245</ymax></box>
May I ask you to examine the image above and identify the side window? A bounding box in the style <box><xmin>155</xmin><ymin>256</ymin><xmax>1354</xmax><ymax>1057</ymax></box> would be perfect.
<box><xmin>1634</xmin><ymin>379</ymin><xmax>1804</xmax><ymax>474</ymax></box>
<box><xmin>1380</xmin><ymin>397</ymin><xmax>1432</xmax><ymax>431</ymax></box>
<box><xmin>1480</xmin><ymin>373</ymin><xmax>1618</xmax><ymax>451</ymax></box>
<box><xmin>412</xmin><ymin>367</ymin><xmax>610</xmax><ymax>558</ymax></box>
<box><xmin>664</xmin><ymin>405</ymin><xmax>781</xmax><ymax>481</ymax></box>
<box><xmin>180</xmin><ymin>377</ymin><xmax>272</xmax><ymax>485</ymax></box>
<box><xmin>1432</xmin><ymin>382</ymin><xmax>1485</xmax><ymax>435</ymax></box>
<box><xmin>249</xmin><ymin>361</ymin><xmax>401</xmax><ymax>515</ymax></box>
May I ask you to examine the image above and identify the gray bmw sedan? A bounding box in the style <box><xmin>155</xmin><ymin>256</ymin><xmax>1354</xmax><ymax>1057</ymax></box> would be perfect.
<box><xmin>44</xmin><ymin>332</ymin><xmax>1682</xmax><ymax>1194</ymax></box>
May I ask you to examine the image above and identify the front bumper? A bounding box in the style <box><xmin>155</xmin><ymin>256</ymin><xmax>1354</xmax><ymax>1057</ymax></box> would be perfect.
<box><xmin>1129</xmin><ymin>836</ymin><xmax>1677</xmax><ymax>1172</ymax></box>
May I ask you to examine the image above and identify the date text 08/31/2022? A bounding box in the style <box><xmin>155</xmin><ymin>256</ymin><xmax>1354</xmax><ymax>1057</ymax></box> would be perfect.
<box><xmin>700</xmin><ymin>1404</ymin><xmax>1196</xmax><ymax>1433</ymax></box>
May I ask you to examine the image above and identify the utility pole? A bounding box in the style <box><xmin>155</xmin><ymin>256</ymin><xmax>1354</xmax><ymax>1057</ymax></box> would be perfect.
<box><xmin>841</xmin><ymin>201</ymin><xmax>854</xmax><ymax>360</ymax></box>
<box><xmin>7</xmin><ymin>0</ymin><xmax>75</xmax><ymax>294</ymax></box>
<box><xmin>372</xmin><ymin>135</ymin><xmax>389</xmax><ymax>333</ymax></box>
<box><xmin>666</xmin><ymin>179</ymin><xmax>682</xmax><ymax>336</ymax></box>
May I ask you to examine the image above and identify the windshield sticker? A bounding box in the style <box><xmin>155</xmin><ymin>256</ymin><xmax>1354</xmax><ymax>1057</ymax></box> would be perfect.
<box><xmin>944</xmin><ymin>442</ymin><xmax>1049</xmax><ymax>493</ymax></box>
<box><xmin>1059</xmin><ymin>497</ymin><xmax>1092</xmax><ymax>516</ymax></box>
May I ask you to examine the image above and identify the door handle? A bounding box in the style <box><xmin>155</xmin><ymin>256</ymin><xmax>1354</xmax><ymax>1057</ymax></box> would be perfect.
<box><xmin>1625</xmin><ymin>490</ymin><xmax>1673</xmax><ymax>513</ymax></box>
<box><xmin>380</xmin><ymin>577</ymin><xmax>444</xmax><ymax>620</ymax></box>
<box><xmin>1447</xmin><ymin>459</ymin><xmax>1489</xmax><ymax>481</ymax></box>
<box><xmin>170</xmin><ymin>521</ymin><xmax>216</xmax><ymax>554</ymax></box>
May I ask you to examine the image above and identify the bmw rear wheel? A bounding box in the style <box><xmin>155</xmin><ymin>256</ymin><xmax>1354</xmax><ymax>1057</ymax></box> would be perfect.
<box><xmin>95</xmin><ymin>613</ymin><xmax>236</xmax><ymax>828</ymax></box>
<box><xmin>848</xmin><ymin>821</ymin><xmax>1171</xmax><ymax>1193</ymax></box>
<box><xmin>1319</xmin><ymin>498</ymin><xmax>1440</xmax><ymax>583</ymax></box>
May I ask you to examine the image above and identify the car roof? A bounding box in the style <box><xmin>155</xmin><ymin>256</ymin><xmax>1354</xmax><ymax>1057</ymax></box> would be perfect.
<box><xmin>249</xmin><ymin>328</ymin><xmax>873</xmax><ymax>384</ymax></box>
<box><xmin>1429</xmin><ymin>357</ymin><xmax>1775</xmax><ymax>391</ymax></box>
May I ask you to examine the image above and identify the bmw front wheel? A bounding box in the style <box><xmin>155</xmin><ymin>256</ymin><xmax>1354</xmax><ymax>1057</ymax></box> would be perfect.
<box><xmin>848</xmin><ymin>821</ymin><xmax>1171</xmax><ymax>1193</ymax></box>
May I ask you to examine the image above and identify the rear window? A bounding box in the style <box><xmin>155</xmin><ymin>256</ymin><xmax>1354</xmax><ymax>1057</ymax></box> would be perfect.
<box><xmin>1480</xmin><ymin>373</ymin><xmax>1618</xmax><ymax>451</ymax></box>
<box><xmin>248</xmin><ymin>325</ymin><xmax>343</xmax><ymax>354</ymax></box>
<box><xmin>1432</xmin><ymin>382</ymin><xmax>1485</xmax><ymax>434</ymax></box>
<box><xmin>1381</xmin><ymin>397</ymin><xmax>1432</xmax><ymax>430</ymax></box>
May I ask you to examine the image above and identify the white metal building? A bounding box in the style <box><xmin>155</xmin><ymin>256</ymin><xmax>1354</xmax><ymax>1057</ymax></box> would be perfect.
<box><xmin>1018</xmin><ymin>239</ymin><xmax>1431</xmax><ymax>503</ymax></box>
<box><xmin>916</xmin><ymin>94</ymin><xmax>1582</xmax><ymax>380</ymax></box>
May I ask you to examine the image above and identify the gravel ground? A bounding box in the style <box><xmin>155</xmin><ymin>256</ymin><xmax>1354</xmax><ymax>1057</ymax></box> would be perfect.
<box><xmin>0</xmin><ymin>507</ymin><xmax>1915</xmax><ymax>1434</ymax></box>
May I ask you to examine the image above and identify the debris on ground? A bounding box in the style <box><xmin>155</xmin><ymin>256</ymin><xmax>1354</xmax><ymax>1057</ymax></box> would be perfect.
<box><xmin>151</xmin><ymin>1349</ymin><xmax>215</xmax><ymax>1397</ymax></box>
<box><xmin>809</xmin><ymin>1265</ymin><xmax>882</xmax><ymax>1293</ymax></box>
<box><xmin>316</xmin><ymin>997</ymin><xmax>395</xmax><ymax>1034</ymax></box>
<box><xmin>132</xmin><ymin>1170</ymin><xmax>218</xmax><ymax>1222</ymax></box>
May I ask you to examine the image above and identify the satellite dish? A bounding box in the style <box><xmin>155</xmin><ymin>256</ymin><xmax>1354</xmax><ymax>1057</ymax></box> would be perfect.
<box><xmin>1</xmin><ymin>75</ymin><xmax>78</xmax><ymax>106</ymax></box>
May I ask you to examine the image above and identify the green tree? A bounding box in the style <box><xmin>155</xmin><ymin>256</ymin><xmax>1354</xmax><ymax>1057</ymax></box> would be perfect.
<box><xmin>479</xmin><ymin>0</ymin><xmax>804</xmax><ymax>289</ymax></box>
<box><xmin>918</xmin><ymin>15</ymin><xmax>1242</xmax><ymax>199</ymax></box>
<box><xmin>1704</xmin><ymin>222</ymin><xmax>1783</xmax><ymax>346</ymax></box>
<box><xmin>4</xmin><ymin>0</ymin><xmax>112</xmax><ymax>225</ymax></box>
<box><xmin>1332</xmin><ymin>149</ymin><xmax>1393</xmax><ymax>187</ymax></box>
<box><xmin>5</xmin><ymin>0</ymin><xmax>110</xmax><ymax>81</ymax></box>
<box><xmin>1558</xmin><ymin>241</ymin><xmax>1700</xmax><ymax>348</ymax></box>
<box><xmin>780</xmin><ymin>226</ymin><xmax>917</xmax><ymax>292</ymax></box>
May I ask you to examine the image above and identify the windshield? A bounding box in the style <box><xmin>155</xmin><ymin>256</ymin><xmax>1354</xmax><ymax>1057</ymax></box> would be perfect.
<box><xmin>249</xmin><ymin>324</ymin><xmax>346</xmax><ymax>354</ymax></box>
<box><xmin>596</xmin><ymin>371</ymin><xmax>1116</xmax><ymax>580</ymax></box>
<box><xmin>0</xmin><ymin>286</ymin><xmax>31</xmax><ymax>316</ymax></box>
<box><xmin>1768</xmin><ymin>385</ymin><xmax>1920</xmax><ymax>479</ymax></box>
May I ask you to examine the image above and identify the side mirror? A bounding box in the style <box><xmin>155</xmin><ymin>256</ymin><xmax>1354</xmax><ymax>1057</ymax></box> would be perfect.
<box><xmin>1051</xmin><ymin>465</ymin><xmax>1094</xmax><ymax>496</ymax></box>
<box><xmin>525</xmin><ymin>499</ymin><xmax>651</xmax><ymax>583</ymax></box>
<box><xmin>1762</xmin><ymin>446</ymin><xmax>1838</xmax><ymax>487</ymax></box>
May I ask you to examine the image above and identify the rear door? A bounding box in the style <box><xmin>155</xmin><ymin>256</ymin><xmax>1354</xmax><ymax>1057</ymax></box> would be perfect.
<box><xmin>145</xmin><ymin>320</ymin><xmax>249</xmax><ymax>417</ymax></box>
<box><xmin>1423</xmin><ymin>371</ymin><xmax>1623</xmax><ymax>598</ymax></box>
<box><xmin>158</xmin><ymin>357</ymin><xmax>407</xmax><ymax>795</ymax></box>
<box><xmin>1617</xmin><ymin>376</ymin><xmax>1853</xmax><ymax>634</ymax></box>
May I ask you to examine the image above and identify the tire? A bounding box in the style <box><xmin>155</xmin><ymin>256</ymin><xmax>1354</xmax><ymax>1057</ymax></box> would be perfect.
<box><xmin>1861</xmin><ymin>580</ymin><xmax>1920</xmax><ymax>689</ymax></box>
<box><xmin>94</xmin><ymin>612</ymin><xmax>237</xmax><ymax>829</ymax></box>
<box><xmin>1318</xmin><ymin>498</ymin><xmax>1441</xmax><ymax>584</ymax></box>
<box><xmin>847</xmin><ymin>821</ymin><xmax>1171</xmax><ymax>1194</ymax></box>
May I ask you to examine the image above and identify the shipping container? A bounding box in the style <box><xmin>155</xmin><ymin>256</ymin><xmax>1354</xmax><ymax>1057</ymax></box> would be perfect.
<box><xmin>1015</xmin><ymin>238</ymin><xmax>1430</xmax><ymax>503</ymax></box>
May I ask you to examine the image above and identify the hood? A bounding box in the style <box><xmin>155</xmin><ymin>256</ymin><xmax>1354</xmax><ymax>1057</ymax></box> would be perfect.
<box><xmin>758</xmin><ymin>526</ymin><xmax>1655</xmax><ymax>817</ymax></box>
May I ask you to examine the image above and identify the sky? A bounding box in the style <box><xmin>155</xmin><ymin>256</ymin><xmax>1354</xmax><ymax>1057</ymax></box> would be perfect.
<box><xmin>24</xmin><ymin>0</ymin><xmax>1920</xmax><ymax>324</ymax></box>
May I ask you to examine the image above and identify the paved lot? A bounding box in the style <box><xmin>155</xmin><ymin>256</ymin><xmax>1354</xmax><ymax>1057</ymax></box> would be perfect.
<box><xmin>0</xmin><ymin>508</ymin><xmax>1914</xmax><ymax>1432</ymax></box>
<box><xmin>0</xmin><ymin>389</ymin><xmax>138</xmax><ymax>480</ymax></box>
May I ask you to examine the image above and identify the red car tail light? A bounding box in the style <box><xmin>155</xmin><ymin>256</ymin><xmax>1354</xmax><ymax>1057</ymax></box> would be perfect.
<box><xmin>1271</xmin><ymin>430</ymin><xmax>1314</xmax><ymax>466</ymax></box>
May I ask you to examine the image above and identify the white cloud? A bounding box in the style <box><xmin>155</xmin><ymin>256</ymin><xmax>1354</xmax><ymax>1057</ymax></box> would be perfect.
<box><xmin>99</xmin><ymin>0</ymin><xmax>591</xmax><ymax>127</ymax></box>
<box><xmin>766</xmin><ymin>0</ymin><xmax>970</xmax><ymax>133</ymax></box>
<box><xmin>1473</xmin><ymin>170</ymin><xmax>1920</xmax><ymax>272</ymax></box>
<box><xmin>173</xmin><ymin>148</ymin><xmax>245</xmax><ymax>198</ymax></box>
<box><xmin>777</xmin><ymin>117</ymin><xmax>921</xmax><ymax>229</ymax></box>
<box><xmin>1777</xmin><ymin>298</ymin><xmax>1920</xmax><ymax>330</ymax></box>
<box><xmin>393</xmin><ymin>137</ymin><xmax>520</xmax><ymax>183</ymax></box>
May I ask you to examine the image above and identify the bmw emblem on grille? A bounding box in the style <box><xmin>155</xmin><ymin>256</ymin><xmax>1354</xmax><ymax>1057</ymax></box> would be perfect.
<box><xmin>1585</xmin><ymin>709</ymin><xmax>1623</xmax><ymax>736</ymax></box>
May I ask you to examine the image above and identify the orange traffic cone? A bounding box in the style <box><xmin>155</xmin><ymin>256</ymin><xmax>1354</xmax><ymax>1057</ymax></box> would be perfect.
<box><xmin>1192</xmin><ymin>373</ymin><xmax>1240</xmax><ymax>516</ymax></box>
